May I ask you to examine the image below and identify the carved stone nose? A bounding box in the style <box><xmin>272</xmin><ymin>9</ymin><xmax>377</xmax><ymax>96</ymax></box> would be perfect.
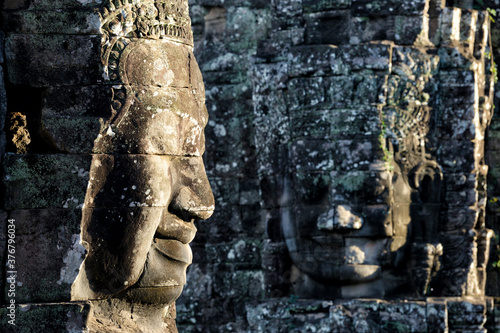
<box><xmin>169</xmin><ymin>157</ymin><xmax>215</xmax><ymax>221</ymax></box>
<box><xmin>170</xmin><ymin>185</ymin><xmax>215</xmax><ymax>220</ymax></box>
<box><xmin>317</xmin><ymin>205</ymin><xmax>363</xmax><ymax>231</ymax></box>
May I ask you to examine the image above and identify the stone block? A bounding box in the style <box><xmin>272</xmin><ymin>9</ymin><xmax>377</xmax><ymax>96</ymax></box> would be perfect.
<box><xmin>4</xmin><ymin>0</ymin><xmax>104</xmax><ymax>10</ymax></box>
<box><xmin>6</xmin><ymin>209</ymin><xmax>85</xmax><ymax>303</ymax></box>
<box><xmin>239</xmin><ymin>178</ymin><xmax>261</xmax><ymax>206</ymax></box>
<box><xmin>330</xmin><ymin>107</ymin><xmax>381</xmax><ymax>139</ymax></box>
<box><xmin>42</xmin><ymin>85</ymin><xmax>113</xmax><ymax>117</ymax></box>
<box><xmin>426</xmin><ymin>299</ymin><xmax>448</xmax><ymax>333</ymax></box>
<box><xmin>207</xmin><ymin>176</ymin><xmax>240</xmax><ymax>208</ymax></box>
<box><xmin>42</xmin><ymin>116</ymin><xmax>102</xmax><ymax>153</ymax></box>
<box><xmin>2</xmin><ymin>8</ymin><xmax>101</xmax><ymax>34</ymax></box>
<box><xmin>379</xmin><ymin>301</ymin><xmax>427</xmax><ymax>333</ymax></box>
<box><xmin>437</xmin><ymin>46</ymin><xmax>474</xmax><ymax>69</ymax></box>
<box><xmin>251</xmin><ymin>63</ymin><xmax>288</xmax><ymax>95</ymax></box>
<box><xmin>200</xmin><ymin>52</ymin><xmax>247</xmax><ymax>74</ymax></box>
<box><xmin>290</xmin><ymin>139</ymin><xmax>335</xmax><ymax>172</ymax></box>
<box><xmin>206</xmin><ymin>239</ymin><xmax>261</xmax><ymax>266</ymax></box>
<box><xmin>444</xmin><ymin>188</ymin><xmax>478</xmax><ymax>208</ymax></box>
<box><xmin>181</xmin><ymin>263</ymin><xmax>213</xmax><ymax>300</ymax></box>
<box><xmin>325</xmin><ymin>76</ymin><xmax>357</xmax><ymax>108</ymax></box>
<box><xmin>286</xmin><ymin>77</ymin><xmax>330</xmax><ymax>111</ymax></box>
<box><xmin>246</xmin><ymin>300</ymin><xmax>292</xmax><ymax>332</ymax></box>
<box><xmin>0</xmin><ymin>211</ymin><xmax>7</xmax><ymax>305</ymax></box>
<box><xmin>304</xmin><ymin>10</ymin><xmax>351</xmax><ymax>45</ymax></box>
<box><xmin>205</xmin><ymin>82</ymin><xmax>252</xmax><ymax>101</ymax></box>
<box><xmin>2</xmin><ymin>154</ymin><xmax>91</xmax><ymax>210</ymax></box>
<box><xmin>291</xmin><ymin>106</ymin><xmax>378</xmax><ymax>141</ymax></box>
<box><xmin>213</xmin><ymin>267</ymin><xmax>264</xmax><ymax>298</ymax></box>
<box><xmin>351</xmin><ymin>0</ymin><xmax>427</xmax><ymax>16</ymax></box>
<box><xmin>340</xmin><ymin>43</ymin><xmax>392</xmax><ymax>72</ymax></box>
<box><xmin>439</xmin><ymin>74</ymin><xmax>476</xmax><ymax>106</ymax></box>
<box><xmin>436</xmin><ymin>139</ymin><xmax>475</xmax><ymax>173</ymax></box>
<box><xmin>0</xmin><ymin>302</ymin><xmax>90</xmax><ymax>333</ymax></box>
<box><xmin>330</xmin><ymin>139</ymin><xmax>383</xmax><ymax>171</ymax></box>
<box><xmin>291</xmin><ymin>110</ymin><xmax>332</xmax><ymax>140</ymax></box>
<box><xmin>349</xmin><ymin>16</ymin><xmax>396</xmax><ymax>44</ymax></box>
<box><xmin>448</xmin><ymin>300</ymin><xmax>488</xmax><ymax>331</ymax></box>
<box><xmin>0</xmin><ymin>67</ymin><xmax>7</xmax><ymax>131</ymax></box>
<box><xmin>303</xmin><ymin>0</ymin><xmax>350</xmax><ymax>13</ymax></box>
<box><xmin>394</xmin><ymin>15</ymin><xmax>426</xmax><ymax>45</ymax></box>
<box><xmin>5</xmin><ymin>34</ymin><xmax>102</xmax><ymax>87</ymax></box>
<box><xmin>0</xmin><ymin>31</ymin><xmax>4</xmax><ymax>63</ymax></box>
<box><xmin>225</xmin><ymin>7</ymin><xmax>270</xmax><ymax>52</ymax></box>
<box><xmin>327</xmin><ymin>74</ymin><xmax>384</xmax><ymax>107</ymax></box>
<box><xmin>288</xmin><ymin>45</ymin><xmax>341</xmax><ymax>78</ymax></box>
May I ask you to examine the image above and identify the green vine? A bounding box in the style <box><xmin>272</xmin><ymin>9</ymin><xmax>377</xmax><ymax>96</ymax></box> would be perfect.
<box><xmin>487</xmin><ymin>7</ymin><xmax>497</xmax><ymax>23</ymax></box>
<box><xmin>378</xmin><ymin>108</ymin><xmax>393</xmax><ymax>171</ymax></box>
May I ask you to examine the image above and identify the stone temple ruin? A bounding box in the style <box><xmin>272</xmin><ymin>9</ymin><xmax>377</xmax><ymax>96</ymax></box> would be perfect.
<box><xmin>2</xmin><ymin>0</ymin><xmax>500</xmax><ymax>332</ymax></box>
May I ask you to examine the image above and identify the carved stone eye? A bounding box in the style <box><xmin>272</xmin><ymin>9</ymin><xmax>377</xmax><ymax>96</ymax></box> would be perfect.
<box><xmin>109</xmin><ymin>61</ymin><xmax>118</xmax><ymax>70</ymax></box>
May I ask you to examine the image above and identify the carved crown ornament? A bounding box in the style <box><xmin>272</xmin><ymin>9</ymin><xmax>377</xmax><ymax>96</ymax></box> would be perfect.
<box><xmin>96</xmin><ymin>0</ymin><xmax>196</xmax><ymax>147</ymax></box>
<box><xmin>99</xmin><ymin>0</ymin><xmax>193</xmax><ymax>45</ymax></box>
<box><xmin>99</xmin><ymin>0</ymin><xmax>193</xmax><ymax>79</ymax></box>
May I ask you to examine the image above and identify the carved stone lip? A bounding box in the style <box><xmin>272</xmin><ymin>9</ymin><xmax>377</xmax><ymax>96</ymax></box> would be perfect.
<box><xmin>155</xmin><ymin>215</ymin><xmax>197</xmax><ymax>244</ymax></box>
<box><xmin>153</xmin><ymin>238</ymin><xmax>193</xmax><ymax>264</ymax></box>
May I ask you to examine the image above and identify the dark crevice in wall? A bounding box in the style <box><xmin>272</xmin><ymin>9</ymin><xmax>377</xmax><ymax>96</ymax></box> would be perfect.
<box><xmin>5</xmin><ymin>84</ymin><xmax>59</xmax><ymax>154</ymax></box>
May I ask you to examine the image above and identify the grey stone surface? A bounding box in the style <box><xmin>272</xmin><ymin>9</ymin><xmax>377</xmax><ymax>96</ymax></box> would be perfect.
<box><xmin>7</xmin><ymin>209</ymin><xmax>84</xmax><ymax>303</ymax></box>
<box><xmin>0</xmin><ymin>302</ymin><xmax>90</xmax><ymax>333</ymax></box>
<box><xmin>5</xmin><ymin>34</ymin><xmax>102</xmax><ymax>87</ymax></box>
<box><xmin>2</xmin><ymin>154</ymin><xmax>91</xmax><ymax>210</ymax></box>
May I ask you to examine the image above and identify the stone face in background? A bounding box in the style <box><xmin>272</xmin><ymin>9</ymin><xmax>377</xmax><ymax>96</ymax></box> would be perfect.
<box><xmin>179</xmin><ymin>0</ymin><xmax>499</xmax><ymax>331</ymax></box>
<box><xmin>251</xmin><ymin>0</ymin><xmax>494</xmax><ymax>302</ymax></box>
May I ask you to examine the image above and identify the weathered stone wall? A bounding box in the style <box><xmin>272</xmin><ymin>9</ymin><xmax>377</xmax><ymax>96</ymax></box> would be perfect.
<box><xmin>0</xmin><ymin>0</ymin><xmax>101</xmax><ymax>331</ymax></box>
<box><xmin>175</xmin><ymin>2</ymin><xmax>269</xmax><ymax>330</ymax></box>
<box><xmin>0</xmin><ymin>0</ymin><xmax>500</xmax><ymax>332</ymax></box>
<box><xmin>178</xmin><ymin>0</ymin><xmax>500</xmax><ymax>331</ymax></box>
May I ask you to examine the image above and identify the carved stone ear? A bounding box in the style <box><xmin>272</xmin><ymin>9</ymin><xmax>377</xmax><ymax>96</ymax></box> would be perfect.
<box><xmin>409</xmin><ymin>160</ymin><xmax>443</xmax><ymax>190</ymax></box>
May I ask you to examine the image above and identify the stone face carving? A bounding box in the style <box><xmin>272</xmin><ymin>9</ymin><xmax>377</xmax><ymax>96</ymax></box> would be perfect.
<box><xmin>253</xmin><ymin>3</ymin><xmax>495</xmax><ymax>299</ymax></box>
<box><xmin>71</xmin><ymin>0</ymin><xmax>213</xmax><ymax>314</ymax></box>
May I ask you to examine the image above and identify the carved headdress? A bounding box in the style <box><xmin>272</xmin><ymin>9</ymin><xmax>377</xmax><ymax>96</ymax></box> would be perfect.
<box><xmin>99</xmin><ymin>0</ymin><xmax>193</xmax><ymax>44</ymax></box>
<box><xmin>383</xmin><ymin>50</ymin><xmax>442</xmax><ymax>188</ymax></box>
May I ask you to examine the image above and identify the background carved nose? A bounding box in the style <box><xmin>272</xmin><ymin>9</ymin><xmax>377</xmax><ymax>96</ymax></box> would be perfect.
<box><xmin>317</xmin><ymin>205</ymin><xmax>363</xmax><ymax>231</ymax></box>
